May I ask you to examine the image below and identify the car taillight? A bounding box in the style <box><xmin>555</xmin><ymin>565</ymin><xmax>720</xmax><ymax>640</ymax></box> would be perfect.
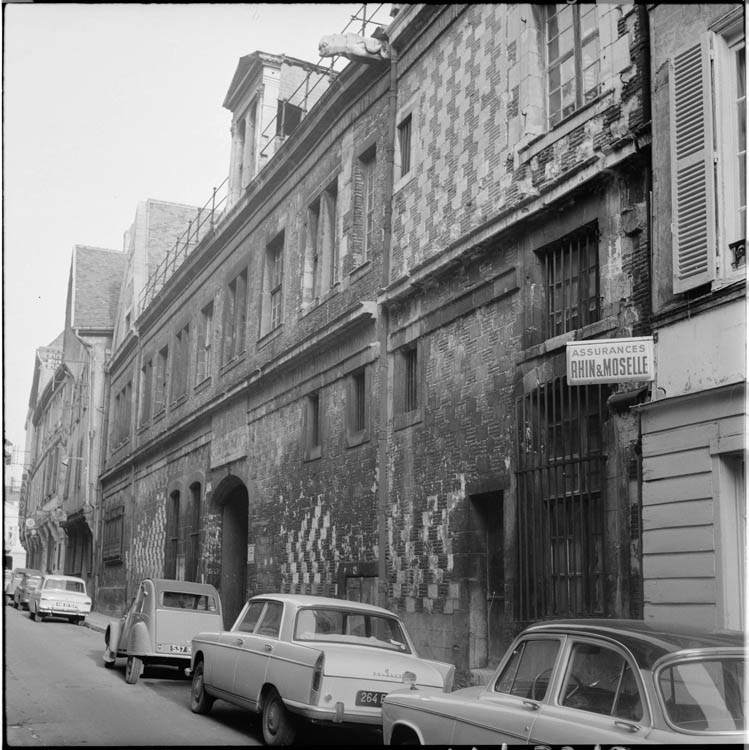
<box><xmin>309</xmin><ymin>653</ymin><xmax>324</xmax><ymax>704</ymax></box>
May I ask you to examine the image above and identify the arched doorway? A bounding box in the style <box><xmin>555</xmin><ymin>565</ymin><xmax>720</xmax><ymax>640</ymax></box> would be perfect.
<box><xmin>213</xmin><ymin>476</ymin><xmax>249</xmax><ymax>628</ymax></box>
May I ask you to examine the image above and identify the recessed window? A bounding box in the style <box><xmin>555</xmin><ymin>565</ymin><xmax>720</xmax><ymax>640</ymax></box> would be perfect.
<box><xmin>139</xmin><ymin>357</ymin><xmax>153</xmax><ymax>426</ymax></box>
<box><xmin>172</xmin><ymin>324</ymin><xmax>190</xmax><ymax>401</ymax></box>
<box><xmin>307</xmin><ymin>179</ymin><xmax>339</xmax><ymax>302</ymax></box>
<box><xmin>304</xmin><ymin>391</ymin><xmax>322</xmax><ymax>460</ymax></box>
<box><xmin>546</xmin><ymin>4</ymin><xmax>600</xmax><ymax>127</ymax></box>
<box><xmin>195</xmin><ymin>302</ymin><xmax>213</xmax><ymax>384</ymax></box>
<box><xmin>395</xmin><ymin>343</ymin><xmax>420</xmax><ymax>426</ymax></box>
<box><xmin>540</xmin><ymin>223</ymin><xmax>600</xmax><ymax>338</ymax></box>
<box><xmin>347</xmin><ymin>368</ymin><xmax>369</xmax><ymax>445</ymax></box>
<box><xmin>223</xmin><ymin>270</ymin><xmax>247</xmax><ymax>364</ymax></box>
<box><xmin>397</xmin><ymin>114</ymin><xmax>412</xmax><ymax>177</ymax></box>
<box><xmin>155</xmin><ymin>346</ymin><xmax>169</xmax><ymax>414</ymax></box>
<box><xmin>355</xmin><ymin>149</ymin><xmax>376</xmax><ymax>267</ymax></box>
<box><xmin>261</xmin><ymin>232</ymin><xmax>285</xmax><ymax>337</ymax></box>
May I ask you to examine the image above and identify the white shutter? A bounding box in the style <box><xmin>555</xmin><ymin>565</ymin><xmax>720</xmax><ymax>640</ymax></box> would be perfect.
<box><xmin>669</xmin><ymin>37</ymin><xmax>716</xmax><ymax>293</ymax></box>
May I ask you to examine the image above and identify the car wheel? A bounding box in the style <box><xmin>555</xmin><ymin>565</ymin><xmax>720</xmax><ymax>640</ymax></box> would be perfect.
<box><xmin>392</xmin><ymin>727</ymin><xmax>422</xmax><ymax>745</ymax></box>
<box><xmin>262</xmin><ymin>688</ymin><xmax>296</xmax><ymax>746</ymax></box>
<box><xmin>190</xmin><ymin>659</ymin><xmax>214</xmax><ymax>714</ymax></box>
<box><xmin>125</xmin><ymin>656</ymin><xmax>143</xmax><ymax>685</ymax></box>
<box><xmin>29</xmin><ymin>609</ymin><xmax>36</xmax><ymax>621</ymax></box>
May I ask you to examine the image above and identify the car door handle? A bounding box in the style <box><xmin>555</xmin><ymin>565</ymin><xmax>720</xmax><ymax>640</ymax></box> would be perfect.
<box><xmin>234</xmin><ymin>638</ymin><xmax>244</xmax><ymax>646</ymax></box>
<box><xmin>522</xmin><ymin>700</ymin><xmax>541</xmax><ymax>711</ymax></box>
<box><xmin>614</xmin><ymin>720</ymin><xmax>641</xmax><ymax>733</ymax></box>
<box><xmin>264</xmin><ymin>644</ymin><xmax>273</xmax><ymax>652</ymax></box>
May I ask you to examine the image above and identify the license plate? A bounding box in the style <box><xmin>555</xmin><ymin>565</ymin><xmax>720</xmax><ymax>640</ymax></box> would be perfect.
<box><xmin>169</xmin><ymin>644</ymin><xmax>190</xmax><ymax>654</ymax></box>
<box><xmin>355</xmin><ymin>690</ymin><xmax>388</xmax><ymax>707</ymax></box>
<box><xmin>56</xmin><ymin>601</ymin><xmax>75</xmax><ymax>609</ymax></box>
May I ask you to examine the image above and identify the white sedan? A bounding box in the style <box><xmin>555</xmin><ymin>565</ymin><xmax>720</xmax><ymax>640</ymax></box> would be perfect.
<box><xmin>189</xmin><ymin>593</ymin><xmax>455</xmax><ymax>745</ymax></box>
<box><xmin>27</xmin><ymin>574</ymin><xmax>92</xmax><ymax>624</ymax></box>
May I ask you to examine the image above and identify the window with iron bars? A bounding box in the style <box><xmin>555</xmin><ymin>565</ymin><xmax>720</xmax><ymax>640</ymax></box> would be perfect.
<box><xmin>515</xmin><ymin>377</ymin><xmax>609</xmax><ymax>621</ymax></box>
<box><xmin>541</xmin><ymin>222</ymin><xmax>600</xmax><ymax>338</ymax></box>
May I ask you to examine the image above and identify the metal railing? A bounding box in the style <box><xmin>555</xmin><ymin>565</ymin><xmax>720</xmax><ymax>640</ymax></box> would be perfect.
<box><xmin>138</xmin><ymin>177</ymin><xmax>229</xmax><ymax>314</ymax></box>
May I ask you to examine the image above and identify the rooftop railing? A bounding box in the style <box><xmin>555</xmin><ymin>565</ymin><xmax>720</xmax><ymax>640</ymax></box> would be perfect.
<box><xmin>137</xmin><ymin>177</ymin><xmax>229</xmax><ymax>314</ymax></box>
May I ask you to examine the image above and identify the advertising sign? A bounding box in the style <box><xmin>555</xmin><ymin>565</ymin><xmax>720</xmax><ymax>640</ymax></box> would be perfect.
<box><xmin>567</xmin><ymin>337</ymin><xmax>655</xmax><ymax>384</ymax></box>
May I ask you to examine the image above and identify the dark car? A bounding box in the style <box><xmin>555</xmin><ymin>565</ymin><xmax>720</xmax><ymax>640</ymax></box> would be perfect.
<box><xmin>383</xmin><ymin>619</ymin><xmax>746</xmax><ymax>745</ymax></box>
<box><xmin>5</xmin><ymin>567</ymin><xmax>42</xmax><ymax>606</ymax></box>
<box><xmin>13</xmin><ymin>572</ymin><xmax>43</xmax><ymax>610</ymax></box>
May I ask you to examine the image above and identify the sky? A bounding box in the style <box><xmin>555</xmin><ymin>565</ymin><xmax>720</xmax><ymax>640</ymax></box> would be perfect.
<box><xmin>3</xmin><ymin>3</ymin><xmax>392</xmax><ymax>471</ymax></box>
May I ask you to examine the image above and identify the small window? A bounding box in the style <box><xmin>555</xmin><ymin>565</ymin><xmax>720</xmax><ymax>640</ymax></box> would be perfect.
<box><xmin>195</xmin><ymin>302</ymin><xmax>213</xmax><ymax>384</ymax></box>
<box><xmin>307</xmin><ymin>180</ymin><xmax>339</xmax><ymax>303</ymax></box>
<box><xmin>348</xmin><ymin>369</ymin><xmax>368</xmax><ymax>437</ymax></box>
<box><xmin>305</xmin><ymin>391</ymin><xmax>322</xmax><ymax>460</ymax></box>
<box><xmin>546</xmin><ymin>4</ymin><xmax>600</xmax><ymax>126</ymax></box>
<box><xmin>155</xmin><ymin>346</ymin><xmax>169</xmax><ymax>414</ymax></box>
<box><xmin>223</xmin><ymin>270</ymin><xmax>247</xmax><ymax>364</ymax></box>
<box><xmin>171</xmin><ymin>324</ymin><xmax>190</xmax><ymax>401</ymax></box>
<box><xmin>541</xmin><ymin>223</ymin><xmax>600</xmax><ymax>338</ymax></box>
<box><xmin>261</xmin><ymin>233</ymin><xmax>284</xmax><ymax>336</ymax></box>
<box><xmin>355</xmin><ymin>149</ymin><xmax>376</xmax><ymax>267</ymax></box>
<box><xmin>494</xmin><ymin>638</ymin><xmax>561</xmax><ymax>701</ymax></box>
<box><xmin>398</xmin><ymin>114</ymin><xmax>412</xmax><ymax>177</ymax></box>
<box><xmin>276</xmin><ymin>100</ymin><xmax>303</xmax><ymax>138</ymax></box>
<box><xmin>399</xmin><ymin>345</ymin><xmax>419</xmax><ymax>414</ymax></box>
<box><xmin>139</xmin><ymin>357</ymin><xmax>153</xmax><ymax>426</ymax></box>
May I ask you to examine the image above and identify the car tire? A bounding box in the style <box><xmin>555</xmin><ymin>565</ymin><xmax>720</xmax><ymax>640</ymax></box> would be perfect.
<box><xmin>29</xmin><ymin>609</ymin><xmax>36</xmax><ymax>621</ymax></box>
<box><xmin>125</xmin><ymin>656</ymin><xmax>143</xmax><ymax>685</ymax></box>
<box><xmin>104</xmin><ymin>651</ymin><xmax>116</xmax><ymax>669</ymax></box>
<box><xmin>262</xmin><ymin>688</ymin><xmax>296</xmax><ymax>746</ymax></box>
<box><xmin>190</xmin><ymin>659</ymin><xmax>214</xmax><ymax>714</ymax></box>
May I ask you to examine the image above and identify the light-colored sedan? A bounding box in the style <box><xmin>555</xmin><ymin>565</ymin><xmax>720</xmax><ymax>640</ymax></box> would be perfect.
<box><xmin>28</xmin><ymin>574</ymin><xmax>91</xmax><ymax>624</ymax></box>
<box><xmin>189</xmin><ymin>594</ymin><xmax>455</xmax><ymax>745</ymax></box>
<box><xmin>382</xmin><ymin>619</ymin><xmax>746</xmax><ymax>745</ymax></box>
<box><xmin>103</xmin><ymin>577</ymin><xmax>224</xmax><ymax>685</ymax></box>
<box><xmin>13</xmin><ymin>572</ymin><xmax>43</xmax><ymax>610</ymax></box>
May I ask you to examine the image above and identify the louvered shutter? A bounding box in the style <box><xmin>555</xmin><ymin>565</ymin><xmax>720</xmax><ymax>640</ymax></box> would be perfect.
<box><xmin>669</xmin><ymin>37</ymin><xmax>716</xmax><ymax>292</ymax></box>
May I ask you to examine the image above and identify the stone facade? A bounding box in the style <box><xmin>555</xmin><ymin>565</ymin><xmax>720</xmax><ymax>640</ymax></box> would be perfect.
<box><xmin>97</xmin><ymin>4</ymin><xmax>661</xmax><ymax>671</ymax></box>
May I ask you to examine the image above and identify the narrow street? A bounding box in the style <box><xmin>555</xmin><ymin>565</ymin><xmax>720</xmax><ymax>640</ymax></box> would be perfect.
<box><xmin>3</xmin><ymin>605</ymin><xmax>375</xmax><ymax>746</ymax></box>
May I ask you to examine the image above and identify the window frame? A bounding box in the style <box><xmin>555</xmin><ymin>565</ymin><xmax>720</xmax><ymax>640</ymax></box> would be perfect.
<box><xmin>222</xmin><ymin>268</ymin><xmax>248</xmax><ymax>365</ymax></box>
<box><xmin>545</xmin><ymin>3</ymin><xmax>600</xmax><ymax>128</ymax></box>
<box><xmin>346</xmin><ymin>367</ymin><xmax>370</xmax><ymax>447</ymax></box>
<box><xmin>304</xmin><ymin>390</ymin><xmax>323</xmax><ymax>461</ymax></box>
<box><xmin>195</xmin><ymin>300</ymin><xmax>214</xmax><ymax>386</ymax></box>
<box><xmin>260</xmin><ymin>232</ymin><xmax>285</xmax><ymax>338</ymax></box>
<box><xmin>394</xmin><ymin>341</ymin><xmax>423</xmax><ymax>431</ymax></box>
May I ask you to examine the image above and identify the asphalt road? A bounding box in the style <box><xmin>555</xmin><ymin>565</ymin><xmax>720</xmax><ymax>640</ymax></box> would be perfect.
<box><xmin>3</xmin><ymin>604</ymin><xmax>377</xmax><ymax>746</ymax></box>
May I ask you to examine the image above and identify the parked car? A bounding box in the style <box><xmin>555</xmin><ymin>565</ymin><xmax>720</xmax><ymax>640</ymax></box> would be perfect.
<box><xmin>189</xmin><ymin>593</ymin><xmax>455</xmax><ymax>746</ymax></box>
<box><xmin>28</xmin><ymin>574</ymin><xmax>91</xmax><ymax>624</ymax></box>
<box><xmin>382</xmin><ymin>619</ymin><xmax>746</xmax><ymax>745</ymax></box>
<box><xmin>5</xmin><ymin>567</ymin><xmax>41</xmax><ymax>605</ymax></box>
<box><xmin>12</xmin><ymin>571</ymin><xmax>43</xmax><ymax>610</ymax></box>
<box><xmin>104</xmin><ymin>578</ymin><xmax>223</xmax><ymax>685</ymax></box>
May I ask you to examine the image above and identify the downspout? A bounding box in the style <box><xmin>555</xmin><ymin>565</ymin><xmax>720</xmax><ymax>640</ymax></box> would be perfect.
<box><xmin>377</xmin><ymin>44</ymin><xmax>397</xmax><ymax>601</ymax></box>
<box><xmin>95</xmin><ymin>351</ymin><xmax>112</xmax><ymax>611</ymax></box>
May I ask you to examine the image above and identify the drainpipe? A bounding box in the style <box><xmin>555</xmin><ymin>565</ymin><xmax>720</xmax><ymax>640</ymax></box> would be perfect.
<box><xmin>377</xmin><ymin>44</ymin><xmax>397</xmax><ymax>603</ymax></box>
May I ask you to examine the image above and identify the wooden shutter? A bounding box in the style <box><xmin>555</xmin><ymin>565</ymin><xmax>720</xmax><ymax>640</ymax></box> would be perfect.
<box><xmin>669</xmin><ymin>37</ymin><xmax>716</xmax><ymax>293</ymax></box>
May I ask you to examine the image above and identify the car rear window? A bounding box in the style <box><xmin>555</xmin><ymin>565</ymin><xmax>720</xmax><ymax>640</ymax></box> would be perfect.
<box><xmin>160</xmin><ymin>591</ymin><xmax>218</xmax><ymax>611</ymax></box>
<box><xmin>293</xmin><ymin>607</ymin><xmax>411</xmax><ymax>653</ymax></box>
<box><xmin>44</xmin><ymin>578</ymin><xmax>85</xmax><ymax>593</ymax></box>
<box><xmin>658</xmin><ymin>657</ymin><xmax>745</xmax><ymax>732</ymax></box>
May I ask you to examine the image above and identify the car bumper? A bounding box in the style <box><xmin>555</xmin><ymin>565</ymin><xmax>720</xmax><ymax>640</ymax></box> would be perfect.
<box><xmin>284</xmin><ymin>699</ymin><xmax>381</xmax><ymax>726</ymax></box>
<box><xmin>37</xmin><ymin>606</ymin><xmax>90</xmax><ymax>617</ymax></box>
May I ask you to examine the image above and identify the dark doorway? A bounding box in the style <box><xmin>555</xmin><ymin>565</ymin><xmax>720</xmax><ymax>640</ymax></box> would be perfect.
<box><xmin>471</xmin><ymin>491</ymin><xmax>505</xmax><ymax>666</ymax></box>
<box><xmin>219</xmin><ymin>480</ymin><xmax>249</xmax><ymax>628</ymax></box>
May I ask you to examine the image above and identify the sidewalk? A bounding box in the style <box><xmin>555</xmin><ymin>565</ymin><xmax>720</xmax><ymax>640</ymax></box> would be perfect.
<box><xmin>84</xmin><ymin>610</ymin><xmax>116</xmax><ymax>634</ymax></box>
